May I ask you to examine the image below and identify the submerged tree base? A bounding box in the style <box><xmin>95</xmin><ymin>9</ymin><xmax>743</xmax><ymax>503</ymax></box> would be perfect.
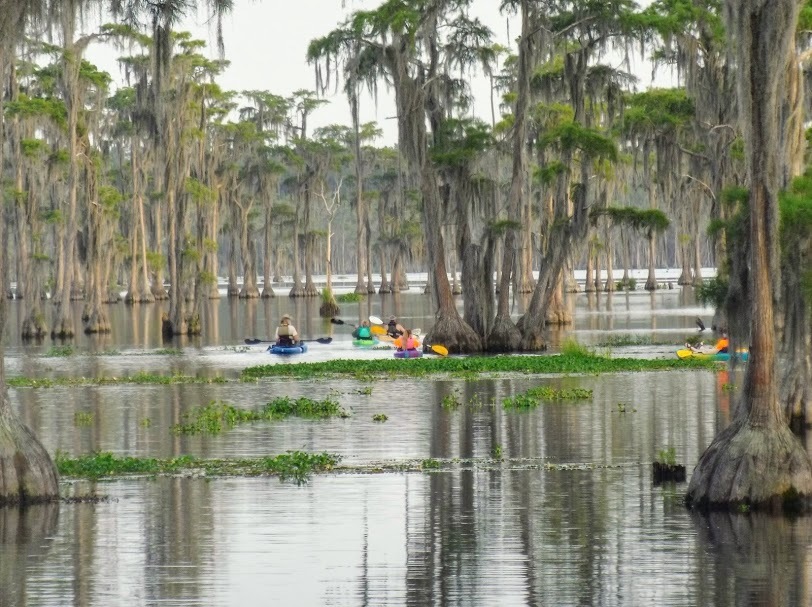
<box><xmin>424</xmin><ymin>314</ymin><xmax>483</xmax><ymax>354</ymax></box>
<box><xmin>686</xmin><ymin>419</ymin><xmax>812</xmax><ymax>514</ymax></box>
<box><xmin>0</xmin><ymin>406</ymin><xmax>59</xmax><ymax>507</ymax></box>
<box><xmin>486</xmin><ymin>315</ymin><xmax>522</xmax><ymax>353</ymax></box>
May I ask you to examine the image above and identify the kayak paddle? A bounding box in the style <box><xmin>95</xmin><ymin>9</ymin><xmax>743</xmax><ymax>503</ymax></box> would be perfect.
<box><xmin>425</xmin><ymin>343</ymin><xmax>449</xmax><ymax>356</ymax></box>
<box><xmin>330</xmin><ymin>318</ymin><xmax>357</xmax><ymax>328</ymax></box>
<box><xmin>369</xmin><ymin>315</ymin><xmax>384</xmax><ymax>325</ymax></box>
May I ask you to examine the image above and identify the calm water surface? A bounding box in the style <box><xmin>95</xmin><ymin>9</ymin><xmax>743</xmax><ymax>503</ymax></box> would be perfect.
<box><xmin>2</xmin><ymin>289</ymin><xmax>810</xmax><ymax>606</ymax></box>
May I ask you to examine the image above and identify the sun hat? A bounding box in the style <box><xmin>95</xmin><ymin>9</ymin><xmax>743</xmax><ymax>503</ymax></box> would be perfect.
<box><xmin>389</xmin><ymin>315</ymin><xmax>396</xmax><ymax>321</ymax></box>
<box><xmin>281</xmin><ymin>314</ymin><xmax>291</xmax><ymax>321</ymax></box>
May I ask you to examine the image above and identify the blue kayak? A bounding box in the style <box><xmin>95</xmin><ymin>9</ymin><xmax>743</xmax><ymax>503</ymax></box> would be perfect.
<box><xmin>268</xmin><ymin>343</ymin><xmax>308</xmax><ymax>355</ymax></box>
<box><xmin>394</xmin><ymin>349</ymin><xmax>423</xmax><ymax>359</ymax></box>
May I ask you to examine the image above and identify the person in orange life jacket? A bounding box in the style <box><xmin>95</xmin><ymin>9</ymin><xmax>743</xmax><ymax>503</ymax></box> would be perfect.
<box><xmin>714</xmin><ymin>331</ymin><xmax>729</xmax><ymax>354</ymax></box>
<box><xmin>352</xmin><ymin>321</ymin><xmax>373</xmax><ymax>340</ymax></box>
<box><xmin>690</xmin><ymin>330</ymin><xmax>729</xmax><ymax>354</ymax></box>
<box><xmin>394</xmin><ymin>329</ymin><xmax>419</xmax><ymax>352</ymax></box>
<box><xmin>387</xmin><ymin>316</ymin><xmax>403</xmax><ymax>338</ymax></box>
<box><xmin>275</xmin><ymin>314</ymin><xmax>299</xmax><ymax>346</ymax></box>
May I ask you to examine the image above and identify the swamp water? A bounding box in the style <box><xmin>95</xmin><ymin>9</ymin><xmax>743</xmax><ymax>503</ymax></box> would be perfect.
<box><xmin>2</xmin><ymin>289</ymin><xmax>811</xmax><ymax>606</ymax></box>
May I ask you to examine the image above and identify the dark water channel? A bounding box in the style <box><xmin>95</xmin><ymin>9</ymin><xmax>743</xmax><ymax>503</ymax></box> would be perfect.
<box><xmin>2</xmin><ymin>289</ymin><xmax>811</xmax><ymax>606</ymax></box>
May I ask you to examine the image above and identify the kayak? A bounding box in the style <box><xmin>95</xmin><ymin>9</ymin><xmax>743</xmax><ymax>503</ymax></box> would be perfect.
<box><xmin>352</xmin><ymin>337</ymin><xmax>379</xmax><ymax>347</ymax></box>
<box><xmin>676</xmin><ymin>348</ymin><xmax>748</xmax><ymax>362</ymax></box>
<box><xmin>394</xmin><ymin>349</ymin><xmax>423</xmax><ymax>359</ymax></box>
<box><xmin>268</xmin><ymin>343</ymin><xmax>308</xmax><ymax>355</ymax></box>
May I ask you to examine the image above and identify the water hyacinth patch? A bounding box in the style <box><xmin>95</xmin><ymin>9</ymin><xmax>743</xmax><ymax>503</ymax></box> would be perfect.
<box><xmin>241</xmin><ymin>351</ymin><xmax>713</xmax><ymax>381</ymax></box>
<box><xmin>55</xmin><ymin>450</ymin><xmax>341</xmax><ymax>484</ymax></box>
<box><xmin>502</xmin><ymin>386</ymin><xmax>593</xmax><ymax>409</ymax></box>
<box><xmin>172</xmin><ymin>397</ymin><xmax>350</xmax><ymax>435</ymax></box>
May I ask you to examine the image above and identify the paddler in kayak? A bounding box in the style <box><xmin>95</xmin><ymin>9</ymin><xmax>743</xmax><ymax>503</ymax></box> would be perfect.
<box><xmin>352</xmin><ymin>320</ymin><xmax>373</xmax><ymax>340</ymax></box>
<box><xmin>394</xmin><ymin>329</ymin><xmax>420</xmax><ymax>353</ymax></box>
<box><xmin>274</xmin><ymin>314</ymin><xmax>299</xmax><ymax>347</ymax></box>
<box><xmin>386</xmin><ymin>315</ymin><xmax>404</xmax><ymax>338</ymax></box>
<box><xmin>688</xmin><ymin>330</ymin><xmax>728</xmax><ymax>354</ymax></box>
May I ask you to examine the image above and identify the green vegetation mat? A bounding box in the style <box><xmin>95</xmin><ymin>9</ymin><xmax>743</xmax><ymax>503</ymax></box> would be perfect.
<box><xmin>55</xmin><ymin>450</ymin><xmax>636</xmax><ymax>483</ymax></box>
<box><xmin>56</xmin><ymin>450</ymin><xmax>340</xmax><ymax>483</ymax></box>
<box><xmin>240</xmin><ymin>352</ymin><xmax>715</xmax><ymax>380</ymax></box>
<box><xmin>7</xmin><ymin>352</ymin><xmax>714</xmax><ymax>389</ymax></box>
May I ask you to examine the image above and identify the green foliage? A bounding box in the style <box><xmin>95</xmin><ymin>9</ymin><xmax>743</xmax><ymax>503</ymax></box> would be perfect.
<box><xmin>559</xmin><ymin>338</ymin><xmax>593</xmax><ymax>357</ymax></box>
<box><xmin>146</xmin><ymin>251</ymin><xmax>165</xmax><ymax>272</ymax></box>
<box><xmin>241</xmin><ymin>350</ymin><xmax>715</xmax><ymax>381</ymax></box>
<box><xmin>721</xmin><ymin>185</ymin><xmax>749</xmax><ymax>207</ymax></box>
<box><xmin>372</xmin><ymin>413</ymin><xmax>388</xmax><ymax>422</ymax></box>
<box><xmin>45</xmin><ymin>345</ymin><xmax>74</xmax><ymax>357</ymax></box>
<box><xmin>21</xmin><ymin>138</ymin><xmax>48</xmax><ymax>158</ymax></box>
<box><xmin>622</xmin><ymin>88</ymin><xmax>695</xmax><ymax>132</ymax></box>
<box><xmin>430</xmin><ymin>118</ymin><xmax>493</xmax><ymax>167</ymax></box>
<box><xmin>502</xmin><ymin>386</ymin><xmax>593</xmax><ymax>409</ymax></box>
<box><xmin>441</xmin><ymin>392</ymin><xmax>463</xmax><ymax>409</ymax></box>
<box><xmin>261</xmin><ymin>396</ymin><xmax>348</xmax><ymax>419</ymax></box>
<box><xmin>336</xmin><ymin>292</ymin><xmax>364</xmax><ymax>303</ymax></box>
<box><xmin>696</xmin><ymin>276</ymin><xmax>728</xmax><ymax>309</ymax></box>
<box><xmin>540</xmin><ymin>121</ymin><xmax>618</xmax><ymax>161</ymax></box>
<box><xmin>73</xmin><ymin>412</ymin><xmax>94</xmax><ymax>427</ymax></box>
<box><xmin>4</xmin><ymin>94</ymin><xmax>67</xmax><ymax>129</ymax></box>
<box><xmin>55</xmin><ymin>450</ymin><xmax>340</xmax><ymax>483</ymax></box>
<box><xmin>491</xmin><ymin>444</ymin><xmax>503</xmax><ymax>459</ymax></box>
<box><xmin>656</xmin><ymin>447</ymin><xmax>677</xmax><ymax>466</ymax></box>
<box><xmin>8</xmin><ymin>372</ymin><xmax>227</xmax><ymax>389</ymax></box>
<box><xmin>172</xmin><ymin>401</ymin><xmax>258</xmax><ymax>434</ymax></box>
<box><xmin>534</xmin><ymin>161</ymin><xmax>567</xmax><ymax>186</ymax></box>
<box><xmin>154</xmin><ymin>348</ymin><xmax>184</xmax><ymax>355</ymax></box>
<box><xmin>421</xmin><ymin>458</ymin><xmax>442</xmax><ymax>470</ymax></box>
<box><xmin>172</xmin><ymin>397</ymin><xmax>348</xmax><ymax>435</ymax></box>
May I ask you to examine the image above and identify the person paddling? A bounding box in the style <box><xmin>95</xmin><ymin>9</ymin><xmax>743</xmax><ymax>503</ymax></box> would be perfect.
<box><xmin>387</xmin><ymin>316</ymin><xmax>403</xmax><ymax>339</ymax></box>
<box><xmin>275</xmin><ymin>314</ymin><xmax>299</xmax><ymax>347</ymax></box>
<box><xmin>352</xmin><ymin>320</ymin><xmax>373</xmax><ymax>340</ymax></box>
<box><xmin>688</xmin><ymin>330</ymin><xmax>728</xmax><ymax>354</ymax></box>
<box><xmin>394</xmin><ymin>329</ymin><xmax>419</xmax><ymax>352</ymax></box>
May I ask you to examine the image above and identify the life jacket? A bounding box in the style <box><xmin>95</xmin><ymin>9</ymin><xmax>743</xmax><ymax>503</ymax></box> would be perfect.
<box><xmin>387</xmin><ymin>321</ymin><xmax>400</xmax><ymax>337</ymax></box>
<box><xmin>716</xmin><ymin>338</ymin><xmax>729</xmax><ymax>353</ymax></box>
<box><xmin>277</xmin><ymin>324</ymin><xmax>293</xmax><ymax>336</ymax></box>
<box><xmin>396</xmin><ymin>336</ymin><xmax>417</xmax><ymax>351</ymax></box>
<box><xmin>357</xmin><ymin>326</ymin><xmax>372</xmax><ymax>339</ymax></box>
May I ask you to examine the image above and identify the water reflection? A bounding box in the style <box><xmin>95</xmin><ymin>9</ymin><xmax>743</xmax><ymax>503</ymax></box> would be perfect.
<box><xmin>691</xmin><ymin>512</ymin><xmax>812</xmax><ymax>606</ymax></box>
<box><xmin>0</xmin><ymin>504</ymin><xmax>59</xmax><ymax>605</ymax></box>
<box><xmin>4</xmin><ymin>290</ymin><xmax>805</xmax><ymax>606</ymax></box>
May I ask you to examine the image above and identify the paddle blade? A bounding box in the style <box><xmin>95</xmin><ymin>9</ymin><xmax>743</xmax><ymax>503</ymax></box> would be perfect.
<box><xmin>245</xmin><ymin>338</ymin><xmax>265</xmax><ymax>345</ymax></box>
<box><xmin>368</xmin><ymin>315</ymin><xmax>383</xmax><ymax>325</ymax></box>
<box><xmin>315</xmin><ymin>337</ymin><xmax>333</xmax><ymax>344</ymax></box>
<box><xmin>676</xmin><ymin>348</ymin><xmax>693</xmax><ymax>359</ymax></box>
<box><xmin>431</xmin><ymin>344</ymin><xmax>449</xmax><ymax>356</ymax></box>
<box><xmin>330</xmin><ymin>318</ymin><xmax>345</xmax><ymax>325</ymax></box>
<box><xmin>370</xmin><ymin>325</ymin><xmax>387</xmax><ymax>335</ymax></box>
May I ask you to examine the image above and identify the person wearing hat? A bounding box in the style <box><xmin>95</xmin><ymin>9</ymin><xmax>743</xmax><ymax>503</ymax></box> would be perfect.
<box><xmin>386</xmin><ymin>316</ymin><xmax>403</xmax><ymax>339</ymax></box>
<box><xmin>275</xmin><ymin>314</ymin><xmax>299</xmax><ymax>346</ymax></box>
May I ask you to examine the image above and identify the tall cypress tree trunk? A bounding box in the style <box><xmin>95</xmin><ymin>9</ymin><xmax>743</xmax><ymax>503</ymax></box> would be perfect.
<box><xmin>686</xmin><ymin>0</ymin><xmax>812</xmax><ymax>510</ymax></box>
<box><xmin>487</xmin><ymin>0</ymin><xmax>533</xmax><ymax>352</ymax></box>
<box><xmin>0</xmin><ymin>48</ymin><xmax>59</xmax><ymax>503</ymax></box>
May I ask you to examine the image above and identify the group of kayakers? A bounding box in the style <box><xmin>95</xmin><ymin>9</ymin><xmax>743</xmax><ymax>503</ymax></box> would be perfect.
<box><xmin>273</xmin><ymin>313</ymin><xmax>419</xmax><ymax>354</ymax></box>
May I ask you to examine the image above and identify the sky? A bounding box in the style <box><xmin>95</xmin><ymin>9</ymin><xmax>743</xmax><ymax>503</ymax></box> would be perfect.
<box><xmin>84</xmin><ymin>0</ymin><xmax>670</xmax><ymax>145</ymax></box>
